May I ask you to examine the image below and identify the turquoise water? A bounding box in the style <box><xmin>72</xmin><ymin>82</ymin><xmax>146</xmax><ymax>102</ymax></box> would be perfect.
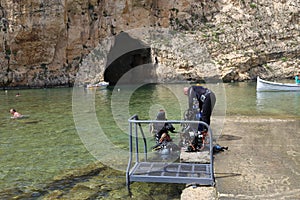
<box><xmin>225</xmin><ymin>81</ymin><xmax>300</xmax><ymax>117</ymax></box>
<box><xmin>0</xmin><ymin>82</ymin><xmax>299</xmax><ymax>197</ymax></box>
<box><xmin>0</xmin><ymin>88</ymin><xmax>96</xmax><ymax>191</ymax></box>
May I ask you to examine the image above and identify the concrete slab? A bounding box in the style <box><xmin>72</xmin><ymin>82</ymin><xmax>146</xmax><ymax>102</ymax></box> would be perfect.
<box><xmin>180</xmin><ymin>148</ymin><xmax>211</xmax><ymax>163</ymax></box>
<box><xmin>214</xmin><ymin>116</ymin><xmax>300</xmax><ymax>199</ymax></box>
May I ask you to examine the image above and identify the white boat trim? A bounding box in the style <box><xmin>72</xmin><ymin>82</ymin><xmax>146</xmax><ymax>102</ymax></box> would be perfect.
<box><xmin>256</xmin><ymin>76</ymin><xmax>300</xmax><ymax>92</ymax></box>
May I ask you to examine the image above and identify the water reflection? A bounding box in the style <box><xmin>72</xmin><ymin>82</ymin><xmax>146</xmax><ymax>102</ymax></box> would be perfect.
<box><xmin>256</xmin><ymin>91</ymin><xmax>300</xmax><ymax>117</ymax></box>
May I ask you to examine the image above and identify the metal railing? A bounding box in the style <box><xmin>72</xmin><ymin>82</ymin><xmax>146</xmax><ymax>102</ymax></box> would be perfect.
<box><xmin>126</xmin><ymin>114</ymin><xmax>215</xmax><ymax>191</ymax></box>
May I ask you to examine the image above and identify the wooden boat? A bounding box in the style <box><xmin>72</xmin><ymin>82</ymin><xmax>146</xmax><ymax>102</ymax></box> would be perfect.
<box><xmin>86</xmin><ymin>81</ymin><xmax>109</xmax><ymax>89</ymax></box>
<box><xmin>256</xmin><ymin>76</ymin><xmax>300</xmax><ymax>92</ymax></box>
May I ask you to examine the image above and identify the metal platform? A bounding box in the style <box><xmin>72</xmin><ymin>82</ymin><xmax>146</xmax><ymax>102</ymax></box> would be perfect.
<box><xmin>126</xmin><ymin>115</ymin><xmax>215</xmax><ymax>190</ymax></box>
<box><xmin>129</xmin><ymin>161</ymin><xmax>214</xmax><ymax>185</ymax></box>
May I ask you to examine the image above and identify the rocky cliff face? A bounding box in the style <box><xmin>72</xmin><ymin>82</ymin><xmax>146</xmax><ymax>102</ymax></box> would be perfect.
<box><xmin>0</xmin><ymin>0</ymin><xmax>299</xmax><ymax>87</ymax></box>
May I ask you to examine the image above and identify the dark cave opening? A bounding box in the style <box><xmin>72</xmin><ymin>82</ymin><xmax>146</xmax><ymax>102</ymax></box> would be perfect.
<box><xmin>104</xmin><ymin>32</ymin><xmax>156</xmax><ymax>85</ymax></box>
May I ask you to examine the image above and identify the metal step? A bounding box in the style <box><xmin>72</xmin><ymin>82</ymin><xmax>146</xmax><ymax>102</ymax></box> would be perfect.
<box><xmin>129</xmin><ymin>162</ymin><xmax>214</xmax><ymax>185</ymax></box>
<box><xmin>126</xmin><ymin>115</ymin><xmax>215</xmax><ymax>189</ymax></box>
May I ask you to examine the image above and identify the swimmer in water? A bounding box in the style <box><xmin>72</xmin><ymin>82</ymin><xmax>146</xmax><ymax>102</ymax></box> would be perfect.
<box><xmin>9</xmin><ymin>108</ymin><xmax>23</xmax><ymax>119</ymax></box>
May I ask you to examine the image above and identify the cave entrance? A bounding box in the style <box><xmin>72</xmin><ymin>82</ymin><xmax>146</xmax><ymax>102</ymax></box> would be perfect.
<box><xmin>104</xmin><ymin>32</ymin><xmax>156</xmax><ymax>85</ymax></box>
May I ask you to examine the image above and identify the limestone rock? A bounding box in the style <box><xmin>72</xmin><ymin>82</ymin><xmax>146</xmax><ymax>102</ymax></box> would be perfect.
<box><xmin>0</xmin><ymin>0</ymin><xmax>299</xmax><ymax>87</ymax></box>
<box><xmin>181</xmin><ymin>186</ymin><xmax>217</xmax><ymax>200</ymax></box>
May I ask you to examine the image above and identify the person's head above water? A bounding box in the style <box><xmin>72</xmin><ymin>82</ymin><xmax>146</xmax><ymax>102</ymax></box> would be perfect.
<box><xmin>9</xmin><ymin>108</ymin><xmax>16</xmax><ymax>114</ymax></box>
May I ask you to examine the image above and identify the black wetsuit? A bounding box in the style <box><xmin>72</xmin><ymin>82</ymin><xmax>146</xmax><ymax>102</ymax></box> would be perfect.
<box><xmin>187</xmin><ymin>86</ymin><xmax>216</xmax><ymax>128</ymax></box>
<box><xmin>154</xmin><ymin>122</ymin><xmax>175</xmax><ymax>143</ymax></box>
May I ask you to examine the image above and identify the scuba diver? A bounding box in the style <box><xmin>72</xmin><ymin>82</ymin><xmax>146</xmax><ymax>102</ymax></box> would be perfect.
<box><xmin>150</xmin><ymin>110</ymin><xmax>178</xmax><ymax>153</ymax></box>
<box><xmin>183</xmin><ymin>85</ymin><xmax>216</xmax><ymax>131</ymax></box>
<box><xmin>181</xmin><ymin>85</ymin><xmax>216</xmax><ymax>152</ymax></box>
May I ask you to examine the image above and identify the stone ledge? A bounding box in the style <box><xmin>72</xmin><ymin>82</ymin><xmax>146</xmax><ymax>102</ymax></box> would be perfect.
<box><xmin>181</xmin><ymin>186</ymin><xmax>217</xmax><ymax>200</ymax></box>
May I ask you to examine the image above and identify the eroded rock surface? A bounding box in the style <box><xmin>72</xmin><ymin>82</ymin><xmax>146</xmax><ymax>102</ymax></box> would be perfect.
<box><xmin>0</xmin><ymin>0</ymin><xmax>299</xmax><ymax>87</ymax></box>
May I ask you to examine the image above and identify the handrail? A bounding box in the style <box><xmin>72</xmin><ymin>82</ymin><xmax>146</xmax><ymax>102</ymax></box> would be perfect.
<box><xmin>137</xmin><ymin>121</ymin><xmax>147</xmax><ymax>161</ymax></box>
<box><xmin>126</xmin><ymin>114</ymin><xmax>148</xmax><ymax>188</ymax></box>
<box><xmin>126</xmin><ymin>114</ymin><xmax>214</xmax><ymax>189</ymax></box>
<box><xmin>128</xmin><ymin>119</ymin><xmax>210</xmax><ymax>124</ymax></box>
<box><xmin>126</xmin><ymin>117</ymin><xmax>133</xmax><ymax>188</ymax></box>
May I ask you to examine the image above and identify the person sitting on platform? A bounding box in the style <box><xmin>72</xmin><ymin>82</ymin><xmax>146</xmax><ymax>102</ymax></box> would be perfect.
<box><xmin>150</xmin><ymin>109</ymin><xmax>176</xmax><ymax>151</ymax></box>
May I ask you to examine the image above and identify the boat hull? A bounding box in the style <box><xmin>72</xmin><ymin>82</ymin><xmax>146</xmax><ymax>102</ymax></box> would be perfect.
<box><xmin>86</xmin><ymin>81</ymin><xmax>109</xmax><ymax>89</ymax></box>
<box><xmin>256</xmin><ymin>77</ymin><xmax>300</xmax><ymax>92</ymax></box>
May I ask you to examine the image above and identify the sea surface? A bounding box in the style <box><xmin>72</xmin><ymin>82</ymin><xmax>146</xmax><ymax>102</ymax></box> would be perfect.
<box><xmin>0</xmin><ymin>81</ymin><xmax>299</xmax><ymax>198</ymax></box>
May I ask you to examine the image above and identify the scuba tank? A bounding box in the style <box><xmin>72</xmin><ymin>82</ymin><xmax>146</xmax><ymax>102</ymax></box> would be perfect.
<box><xmin>194</xmin><ymin>131</ymin><xmax>203</xmax><ymax>150</ymax></box>
<box><xmin>192</xmin><ymin>97</ymin><xmax>201</xmax><ymax>120</ymax></box>
<box><xmin>192</xmin><ymin>97</ymin><xmax>199</xmax><ymax>111</ymax></box>
<box><xmin>187</xmin><ymin>131</ymin><xmax>204</xmax><ymax>152</ymax></box>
